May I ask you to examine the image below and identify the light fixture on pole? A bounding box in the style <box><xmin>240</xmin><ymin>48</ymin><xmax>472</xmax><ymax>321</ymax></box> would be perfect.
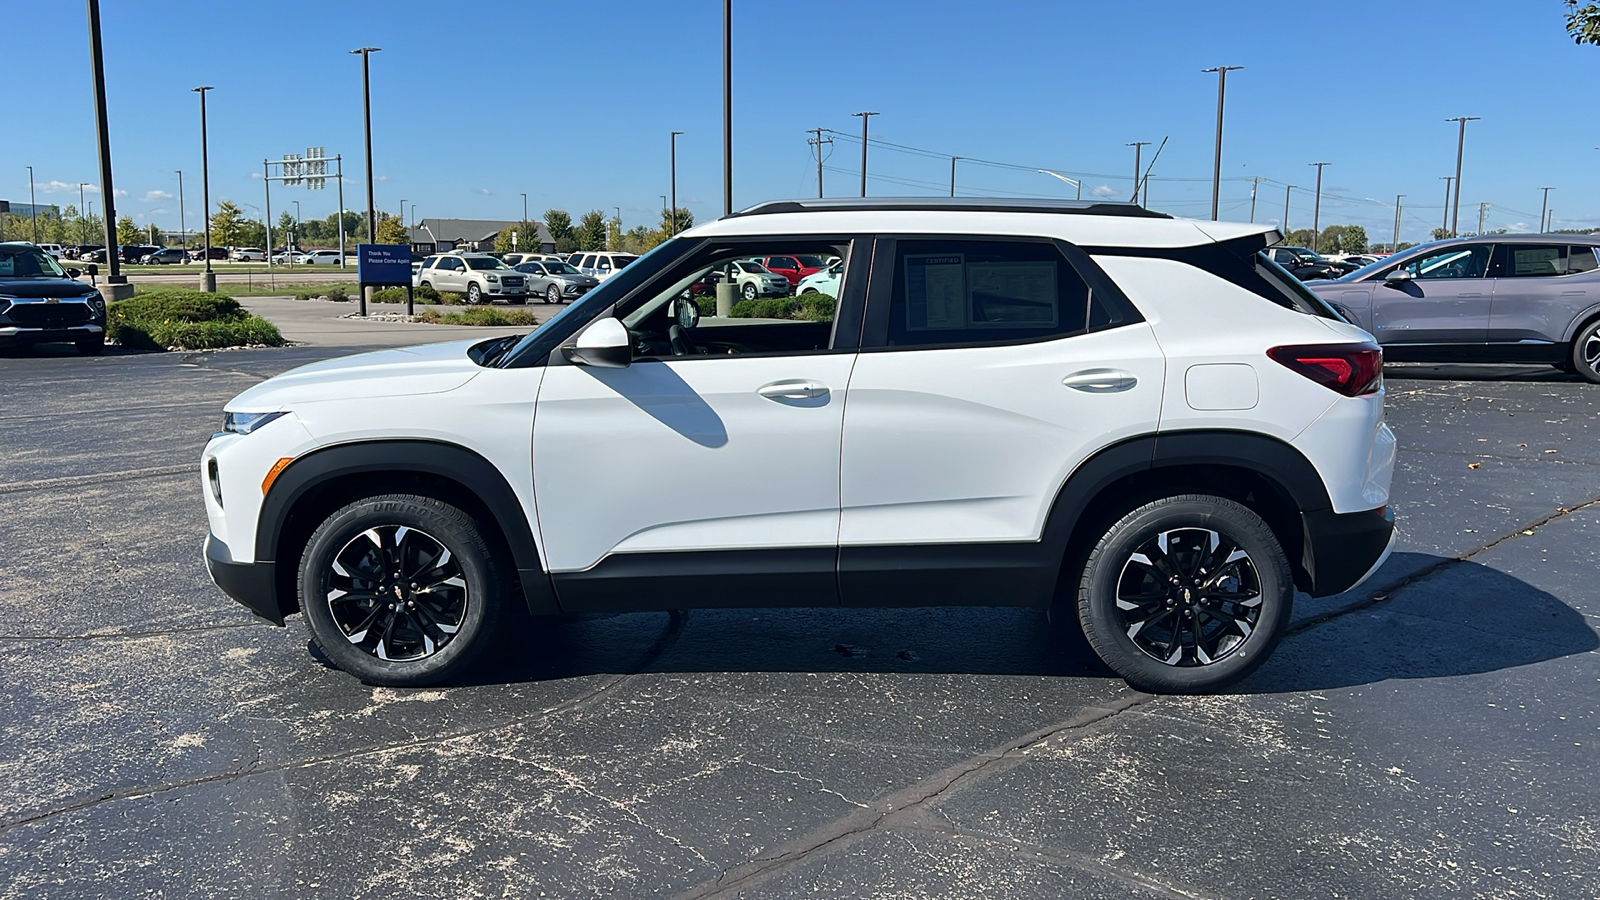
<box><xmin>1539</xmin><ymin>187</ymin><xmax>1554</xmax><ymax>234</ymax></box>
<box><xmin>853</xmin><ymin>111</ymin><xmax>878</xmax><ymax>197</ymax></box>
<box><xmin>1126</xmin><ymin>142</ymin><xmax>1150</xmax><ymax>204</ymax></box>
<box><xmin>1202</xmin><ymin>65</ymin><xmax>1243</xmax><ymax>221</ymax></box>
<box><xmin>670</xmin><ymin>130</ymin><xmax>683</xmax><ymax>235</ymax></box>
<box><xmin>192</xmin><ymin>85</ymin><xmax>214</xmax><ymax>289</ymax></box>
<box><xmin>1037</xmin><ymin>170</ymin><xmax>1082</xmax><ymax>200</ymax></box>
<box><xmin>1445</xmin><ymin>116</ymin><xmax>1479</xmax><ymax>237</ymax></box>
<box><xmin>1309</xmin><ymin>162</ymin><xmax>1330</xmax><ymax>252</ymax></box>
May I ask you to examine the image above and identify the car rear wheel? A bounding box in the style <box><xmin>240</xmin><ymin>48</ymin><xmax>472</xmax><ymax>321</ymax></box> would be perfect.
<box><xmin>1570</xmin><ymin>319</ymin><xmax>1600</xmax><ymax>384</ymax></box>
<box><xmin>299</xmin><ymin>494</ymin><xmax>509</xmax><ymax>686</ymax></box>
<box><xmin>547</xmin><ymin>285</ymin><xmax>561</xmax><ymax>304</ymax></box>
<box><xmin>1076</xmin><ymin>495</ymin><xmax>1292</xmax><ymax>694</ymax></box>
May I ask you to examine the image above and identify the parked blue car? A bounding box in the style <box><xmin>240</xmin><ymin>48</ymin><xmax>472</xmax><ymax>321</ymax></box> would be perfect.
<box><xmin>1306</xmin><ymin>234</ymin><xmax>1600</xmax><ymax>383</ymax></box>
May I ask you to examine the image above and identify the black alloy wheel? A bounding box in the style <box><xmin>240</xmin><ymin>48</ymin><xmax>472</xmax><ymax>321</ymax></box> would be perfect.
<box><xmin>1077</xmin><ymin>495</ymin><xmax>1292</xmax><ymax>694</ymax></box>
<box><xmin>300</xmin><ymin>494</ymin><xmax>508</xmax><ymax>686</ymax></box>
<box><xmin>1571</xmin><ymin>319</ymin><xmax>1600</xmax><ymax>384</ymax></box>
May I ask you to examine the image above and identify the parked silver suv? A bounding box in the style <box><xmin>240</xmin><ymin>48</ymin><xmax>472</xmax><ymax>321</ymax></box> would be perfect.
<box><xmin>1307</xmin><ymin>234</ymin><xmax>1600</xmax><ymax>382</ymax></box>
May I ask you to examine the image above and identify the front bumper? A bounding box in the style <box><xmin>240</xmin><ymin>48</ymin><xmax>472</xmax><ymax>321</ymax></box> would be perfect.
<box><xmin>204</xmin><ymin>533</ymin><xmax>285</xmax><ymax>626</ymax></box>
<box><xmin>0</xmin><ymin>323</ymin><xmax>103</xmax><ymax>345</ymax></box>
<box><xmin>1300</xmin><ymin>505</ymin><xmax>1396</xmax><ymax>597</ymax></box>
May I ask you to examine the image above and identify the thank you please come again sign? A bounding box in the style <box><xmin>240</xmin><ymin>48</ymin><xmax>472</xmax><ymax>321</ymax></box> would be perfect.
<box><xmin>357</xmin><ymin>244</ymin><xmax>412</xmax><ymax>285</ymax></box>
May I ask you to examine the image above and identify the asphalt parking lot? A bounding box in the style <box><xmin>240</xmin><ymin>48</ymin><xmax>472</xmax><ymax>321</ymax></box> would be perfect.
<box><xmin>0</xmin><ymin>333</ymin><xmax>1596</xmax><ymax>898</ymax></box>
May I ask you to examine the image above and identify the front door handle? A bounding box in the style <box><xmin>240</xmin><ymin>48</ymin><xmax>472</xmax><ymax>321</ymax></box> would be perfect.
<box><xmin>1063</xmin><ymin>369</ymin><xmax>1137</xmax><ymax>393</ymax></box>
<box><xmin>758</xmin><ymin>380</ymin><xmax>829</xmax><ymax>400</ymax></box>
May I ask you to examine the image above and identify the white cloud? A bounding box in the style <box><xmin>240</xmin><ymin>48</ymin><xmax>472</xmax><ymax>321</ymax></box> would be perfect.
<box><xmin>114</xmin><ymin>188</ymin><xmax>127</xmax><ymax>197</ymax></box>
<box><xmin>148</xmin><ymin>207</ymin><xmax>168</xmax><ymax>215</ymax></box>
<box><xmin>249</xmin><ymin>172</ymin><xmax>263</xmax><ymax>180</ymax></box>
<box><xmin>475</xmin><ymin>188</ymin><xmax>492</xmax><ymax>195</ymax></box>
<box><xmin>143</xmin><ymin>190</ymin><xmax>174</xmax><ymax>201</ymax></box>
<box><xmin>1091</xmin><ymin>184</ymin><xmax>1118</xmax><ymax>197</ymax></box>
<box><xmin>39</xmin><ymin>179</ymin><xmax>96</xmax><ymax>194</ymax></box>
<box><xmin>376</xmin><ymin>174</ymin><xmax>390</xmax><ymax>182</ymax></box>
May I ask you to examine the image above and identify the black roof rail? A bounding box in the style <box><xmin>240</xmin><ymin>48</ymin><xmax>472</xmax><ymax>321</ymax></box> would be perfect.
<box><xmin>726</xmin><ymin>197</ymin><xmax>1172</xmax><ymax>219</ymax></box>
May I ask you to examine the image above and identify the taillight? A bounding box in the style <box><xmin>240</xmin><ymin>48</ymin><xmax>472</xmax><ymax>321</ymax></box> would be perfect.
<box><xmin>1267</xmin><ymin>342</ymin><xmax>1383</xmax><ymax>397</ymax></box>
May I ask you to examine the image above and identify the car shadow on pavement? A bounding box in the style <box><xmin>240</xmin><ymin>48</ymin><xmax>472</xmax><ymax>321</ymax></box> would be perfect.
<box><xmin>438</xmin><ymin>552</ymin><xmax>1598</xmax><ymax>693</ymax></box>
<box><xmin>1240</xmin><ymin>553</ymin><xmax>1598</xmax><ymax>694</ymax></box>
<box><xmin>1385</xmin><ymin>362</ymin><xmax>1580</xmax><ymax>383</ymax></box>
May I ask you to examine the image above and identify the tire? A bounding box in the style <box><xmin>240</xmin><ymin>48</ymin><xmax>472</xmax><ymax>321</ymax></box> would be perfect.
<box><xmin>419</xmin><ymin>281</ymin><xmax>431</xmax><ymax>292</ymax></box>
<box><xmin>75</xmin><ymin>334</ymin><xmax>105</xmax><ymax>356</ymax></box>
<box><xmin>547</xmin><ymin>285</ymin><xmax>562</xmax><ymax>304</ymax></box>
<box><xmin>298</xmin><ymin>494</ymin><xmax>510</xmax><ymax>686</ymax></box>
<box><xmin>742</xmin><ymin>282</ymin><xmax>758</xmax><ymax>301</ymax></box>
<box><xmin>800</xmin><ymin>287</ymin><xmax>817</xmax><ymax>295</ymax></box>
<box><xmin>467</xmin><ymin>283</ymin><xmax>483</xmax><ymax>305</ymax></box>
<box><xmin>1076</xmin><ymin>495</ymin><xmax>1292</xmax><ymax>694</ymax></box>
<box><xmin>1570</xmin><ymin>318</ymin><xmax>1600</xmax><ymax>384</ymax></box>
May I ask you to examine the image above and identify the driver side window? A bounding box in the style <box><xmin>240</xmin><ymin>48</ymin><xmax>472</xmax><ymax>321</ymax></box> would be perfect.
<box><xmin>1403</xmin><ymin>245</ymin><xmax>1491</xmax><ymax>280</ymax></box>
<box><xmin>616</xmin><ymin>239</ymin><xmax>855</xmax><ymax>361</ymax></box>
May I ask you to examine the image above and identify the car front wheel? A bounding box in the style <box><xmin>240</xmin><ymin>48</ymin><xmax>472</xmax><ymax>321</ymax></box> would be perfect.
<box><xmin>547</xmin><ymin>285</ymin><xmax>562</xmax><ymax>304</ymax></box>
<box><xmin>741</xmin><ymin>283</ymin><xmax>758</xmax><ymax>300</ymax></box>
<box><xmin>1076</xmin><ymin>495</ymin><xmax>1292</xmax><ymax>694</ymax></box>
<box><xmin>1570</xmin><ymin>319</ymin><xmax>1600</xmax><ymax>384</ymax></box>
<box><xmin>467</xmin><ymin>283</ymin><xmax>483</xmax><ymax>304</ymax></box>
<box><xmin>298</xmin><ymin>494</ymin><xmax>509</xmax><ymax>686</ymax></box>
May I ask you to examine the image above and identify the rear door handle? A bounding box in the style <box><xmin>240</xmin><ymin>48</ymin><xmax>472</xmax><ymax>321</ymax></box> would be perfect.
<box><xmin>1063</xmin><ymin>369</ymin><xmax>1137</xmax><ymax>393</ymax></box>
<box><xmin>758</xmin><ymin>380</ymin><xmax>829</xmax><ymax>400</ymax></box>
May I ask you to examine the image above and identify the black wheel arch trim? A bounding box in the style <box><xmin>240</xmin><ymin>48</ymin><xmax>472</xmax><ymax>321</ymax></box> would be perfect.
<box><xmin>256</xmin><ymin>439</ymin><xmax>556</xmax><ymax>618</ymax></box>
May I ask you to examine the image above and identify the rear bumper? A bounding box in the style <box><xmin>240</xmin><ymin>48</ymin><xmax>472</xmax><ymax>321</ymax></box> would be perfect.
<box><xmin>204</xmin><ymin>533</ymin><xmax>284</xmax><ymax>626</ymax></box>
<box><xmin>1300</xmin><ymin>505</ymin><xmax>1396</xmax><ymax>597</ymax></box>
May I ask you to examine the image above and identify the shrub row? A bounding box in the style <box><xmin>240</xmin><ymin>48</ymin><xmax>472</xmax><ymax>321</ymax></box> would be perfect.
<box><xmin>416</xmin><ymin>308</ymin><xmax>538</xmax><ymax>327</ymax></box>
<box><xmin>108</xmin><ymin>289</ymin><xmax>286</xmax><ymax>350</ymax></box>
<box><xmin>726</xmin><ymin>292</ymin><xmax>835</xmax><ymax>322</ymax></box>
<box><xmin>372</xmin><ymin>285</ymin><xmax>455</xmax><ymax>304</ymax></box>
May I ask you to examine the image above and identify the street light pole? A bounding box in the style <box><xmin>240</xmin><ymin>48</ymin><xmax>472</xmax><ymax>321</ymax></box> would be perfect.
<box><xmin>1249</xmin><ymin>176</ymin><xmax>1260</xmax><ymax>223</ymax></box>
<box><xmin>1127</xmin><ymin>142</ymin><xmax>1150</xmax><ymax>204</ymax></box>
<box><xmin>86</xmin><ymin>0</ymin><xmax>125</xmax><ymax>289</ymax></box>
<box><xmin>1440</xmin><ymin>176</ymin><xmax>1453</xmax><ymax>236</ymax></box>
<box><xmin>722</xmin><ymin>0</ymin><xmax>732</xmax><ymax>216</ymax></box>
<box><xmin>78</xmin><ymin>182</ymin><xmax>88</xmax><ymax>246</ymax></box>
<box><xmin>1392</xmin><ymin>194</ymin><xmax>1404</xmax><ymax>252</ymax></box>
<box><xmin>27</xmin><ymin>166</ymin><xmax>37</xmax><ymax>242</ymax></box>
<box><xmin>1445</xmin><ymin>116</ymin><xmax>1478</xmax><ymax>237</ymax></box>
<box><xmin>518</xmin><ymin>193</ymin><xmax>525</xmax><ymax>226</ymax></box>
<box><xmin>175</xmin><ymin>170</ymin><xmax>185</xmax><ymax>250</ymax></box>
<box><xmin>1539</xmin><ymin>187</ymin><xmax>1553</xmax><ymax>233</ymax></box>
<box><xmin>351</xmin><ymin>47</ymin><xmax>380</xmax><ymax>245</ymax></box>
<box><xmin>670</xmin><ymin>130</ymin><xmax>683</xmax><ymax>235</ymax></box>
<box><xmin>1202</xmin><ymin>65</ymin><xmax>1242</xmax><ymax>221</ymax></box>
<box><xmin>1309</xmin><ymin>162</ymin><xmax>1329</xmax><ymax>252</ymax></box>
<box><xmin>192</xmin><ymin>85</ymin><xmax>214</xmax><ymax>288</ymax></box>
<box><xmin>1478</xmin><ymin>201</ymin><xmax>1488</xmax><ymax>235</ymax></box>
<box><xmin>853</xmin><ymin>112</ymin><xmax>877</xmax><ymax>197</ymax></box>
<box><xmin>949</xmin><ymin>156</ymin><xmax>959</xmax><ymax>197</ymax></box>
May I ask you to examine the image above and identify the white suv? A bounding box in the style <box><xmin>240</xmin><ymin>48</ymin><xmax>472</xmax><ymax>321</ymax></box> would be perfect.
<box><xmin>201</xmin><ymin>198</ymin><xmax>1396</xmax><ymax>694</ymax></box>
<box><xmin>415</xmin><ymin>253</ymin><xmax>530</xmax><ymax>303</ymax></box>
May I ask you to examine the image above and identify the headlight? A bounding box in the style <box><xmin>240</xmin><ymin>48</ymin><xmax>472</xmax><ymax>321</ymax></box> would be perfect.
<box><xmin>222</xmin><ymin>410</ymin><xmax>288</xmax><ymax>435</ymax></box>
<box><xmin>85</xmin><ymin>295</ymin><xmax>106</xmax><ymax>315</ymax></box>
<box><xmin>485</xmin><ymin>274</ymin><xmax>500</xmax><ymax>282</ymax></box>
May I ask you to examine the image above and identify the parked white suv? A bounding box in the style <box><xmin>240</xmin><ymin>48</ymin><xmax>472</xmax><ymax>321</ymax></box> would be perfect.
<box><xmin>202</xmin><ymin>198</ymin><xmax>1396</xmax><ymax>694</ymax></box>
<box><xmin>415</xmin><ymin>253</ymin><xmax>530</xmax><ymax>303</ymax></box>
<box><xmin>572</xmin><ymin>251</ymin><xmax>639</xmax><ymax>281</ymax></box>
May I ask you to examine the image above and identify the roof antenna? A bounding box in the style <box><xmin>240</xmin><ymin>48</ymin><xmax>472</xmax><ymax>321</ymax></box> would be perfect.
<box><xmin>1133</xmin><ymin>136</ymin><xmax>1169</xmax><ymax>205</ymax></box>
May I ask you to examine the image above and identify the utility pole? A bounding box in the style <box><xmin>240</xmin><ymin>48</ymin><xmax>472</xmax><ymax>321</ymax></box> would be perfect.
<box><xmin>1127</xmin><ymin>142</ymin><xmax>1150</xmax><ymax>203</ymax></box>
<box><xmin>807</xmin><ymin>127</ymin><xmax>831</xmax><ymax>198</ymax></box>
<box><xmin>27</xmin><ymin>166</ymin><xmax>37</xmax><ymax>242</ymax></box>
<box><xmin>351</xmin><ymin>47</ymin><xmax>380</xmax><ymax>247</ymax></box>
<box><xmin>1202</xmin><ymin>65</ymin><xmax>1242</xmax><ymax>221</ymax></box>
<box><xmin>1309</xmin><ymin>162</ymin><xmax>1329</xmax><ymax>252</ymax></box>
<box><xmin>86</xmin><ymin>0</ymin><xmax>125</xmax><ymax>291</ymax></box>
<box><xmin>1546</xmin><ymin>209</ymin><xmax>1554</xmax><ymax>232</ymax></box>
<box><xmin>176</xmin><ymin>170</ymin><xmax>185</xmax><ymax>250</ymax></box>
<box><xmin>722</xmin><ymin>0</ymin><xmax>732</xmax><ymax>216</ymax></box>
<box><xmin>1283</xmin><ymin>185</ymin><xmax>1293</xmax><ymax>237</ymax></box>
<box><xmin>1539</xmin><ymin>187</ymin><xmax>1553</xmax><ymax>233</ymax></box>
<box><xmin>853</xmin><ymin>111</ymin><xmax>878</xmax><ymax>197</ymax></box>
<box><xmin>78</xmin><ymin>182</ymin><xmax>89</xmax><ymax>246</ymax></box>
<box><xmin>1445</xmin><ymin>116</ymin><xmax>1478</xmax><ymax>237</ymax></box>
<box><xmin>1440</xmin><ymin>176</ymin><xmax>1453</xmax><ymax>236</ymax></box>
<box><xmin>1249</xmin><ymin>176</ymin><xmax>1260</xmax><ymax>223</ymax></box>
<box><xmin>1392</xmin><ymin>194</ymin><xmax>1404</xmax><ymax>253</ymax></box>
<box><xmin>1477</xmin><ymin>202</ymin><xmax>1488</xmax><ymax>235</ymax></box>
<box><xmin>949</xmin><ymin>156</ymin><xmax>960</xmax><ymax>197</ymax></box>
<box><xmin>670</xmin><ymin>130</ymin><xmax>683</xmax><ymax>235</ymax></box>
<box><xmin>192</xmin><ymin>86</ymin><xmax>213</xmax><ymax>288</ymax></box>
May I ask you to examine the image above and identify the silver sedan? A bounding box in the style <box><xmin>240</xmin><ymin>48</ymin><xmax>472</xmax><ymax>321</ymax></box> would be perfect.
<box><xmin>513</xmin><ymin>260</ymin><xmax>600</xmax><ymax>304</ymax></box>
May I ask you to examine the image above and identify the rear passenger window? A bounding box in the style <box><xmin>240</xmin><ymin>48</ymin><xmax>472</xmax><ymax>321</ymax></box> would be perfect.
<box><xmin>887</xmin><ymin>240</ymin><xmax>1090</xmax><ymax>347</ymax></box>
<box><xmin>1498</xmin><ymin>244</ymin><xmax>1567</xmax><ymax>277</ymax></box>
<box><xmin>1567</xmin><ymin>246</ymin><xmax>1598</xmax><ymax>274</ymax></box>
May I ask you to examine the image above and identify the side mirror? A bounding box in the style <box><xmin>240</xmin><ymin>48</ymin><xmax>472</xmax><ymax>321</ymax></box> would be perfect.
<box><xmin>66</xmin><ymin>268</ymin><xmax>81</xmax><ymax>278</ymax></box>
<box><xmin>671</xmin><ymin>296</ymin><xmax>701</xmax><ymax>330</ymax></box>
<box><xmin>563</xmin><ymin>317</ymin><xmax>631</xmax><ymax>368</ymax></box>
<box><xmin>1384</xmin><ymin>268</ymin><xmax>1413</xmax><ymax>284</ymax></box>
<box><xmin>87</xmin><ymin>264</ymin><xmax>99</xmax><ymax>276</ymax></box>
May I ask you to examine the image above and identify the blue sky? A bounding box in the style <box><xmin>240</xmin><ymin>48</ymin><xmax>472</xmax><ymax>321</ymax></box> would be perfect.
<box><xmin>5</xmin><ymin>1</ymin><xmax>1596</xmax><ymax>244</ymax></box>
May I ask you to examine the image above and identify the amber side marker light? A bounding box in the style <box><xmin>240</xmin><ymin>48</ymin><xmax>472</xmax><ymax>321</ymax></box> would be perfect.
<box><xmin>262</xmin><ymin>458</ymin><xmax>294</xmax><ymax>496</ymax></box>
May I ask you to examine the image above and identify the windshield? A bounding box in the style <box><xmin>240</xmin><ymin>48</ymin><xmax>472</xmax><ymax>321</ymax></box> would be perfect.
<box><xmin>736</xmin><ymin>261</ymin><xmax>771</xmax><ymax>274</ymax></box>
<box><xmin>544</xmin><ymin>261</ymin><xmax>580</xmax><ymax>275</ymax></box>
<box><xmin>465</xmin><ymin>257</ymin><xmax>509</xmax><ymax>270</ymax></box>
<box><xmin>0</xmin><ymin>245</ymin><xmax>68</xmax><ymax>278</ymax></box>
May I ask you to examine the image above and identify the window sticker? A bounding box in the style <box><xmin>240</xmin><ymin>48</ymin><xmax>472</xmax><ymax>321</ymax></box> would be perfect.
<box><xmin>967</xmin><ymin>261</ymin><xmax>1058</xmax><ymax>328</ymax></box>
<box><xmin>1512</xmin><ymin>247</ymin><xmax>1562</xmax><ymax>276</ymax></box>
<box><xmin>904</xmin><ymin>254</ymin><xmax>966</xmax><ymax>330</ymax></box>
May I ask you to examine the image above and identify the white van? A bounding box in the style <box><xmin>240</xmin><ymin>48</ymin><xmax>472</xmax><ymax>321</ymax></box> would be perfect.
<box><xmin>37</xmin><ymin>244</ymin><xmax>64</xmax><ymax>259</ymax></box>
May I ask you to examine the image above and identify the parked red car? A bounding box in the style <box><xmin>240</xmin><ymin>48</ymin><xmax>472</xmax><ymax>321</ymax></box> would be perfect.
<box><xmin>757</xmin><ymin>254</ymin><xmax>827</xmax><ymax>289</ymax></box>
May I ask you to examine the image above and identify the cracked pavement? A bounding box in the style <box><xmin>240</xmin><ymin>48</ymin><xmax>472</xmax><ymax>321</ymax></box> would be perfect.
<box><xmin>0</xmin><ymin>343</ymin><xmax>1596</xmax><ymax>899</ymax></box>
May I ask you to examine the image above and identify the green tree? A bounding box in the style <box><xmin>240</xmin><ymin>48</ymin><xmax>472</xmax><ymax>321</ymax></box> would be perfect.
<box><xmin>576</xmin><ymin>210</ymin><xmax>608</xmax><ymax>250</ymax></box>
<box><xmin>493</xmin><ymin>220</ymin><xmax>539</xmax><ymax>253</ymax></box>
<box><xmin>1286</xmin><ymin>228</ymin><xmax>1317</xmax><ymax>247</ymax></box>
<box><xmin>1565</xmin><ymin>1</ymin><xmax>1600</xmax><ymax>43</ymax></box>
<box><xmin>659</xmin><ymin>207</ymin><xmax>693</xmax><ymax>236</ymax></box>
<box><xmin>1339</xmin><ymin>225</ymin><xmax>1368</xmax><ymax>254</ymax></box>
<box><xmin>375</xmin><ymin>213</ymin><xmax>408</xmax><ymax>246</ymax></box>
<box><xmin>1316</xmin><ymin>225</ymin><xmax>1346</xmax><ymax>254</ymax></box>
<box><xmin>116</xmin><ymin>216</ymin><xmax>142</xmax><ymax>246</ymax></box>
<box><xmin>542</xmin><ymin>209</ymin><xmax>573</xmax><ymax>248</ymax></box>
<box><xmin>211</xmin><ymin>201</ymin><xmax>245</xmax><ymax>247</ymax></box>
<box><xmin>238</xmin><ymin>219</ymin><xmax>267</xmax><ymax>249</ymax></box>
<box><xmin>1430</xmin><ymin>226</ymin><xmax>1451</xmax><ymax>241</ymax></box>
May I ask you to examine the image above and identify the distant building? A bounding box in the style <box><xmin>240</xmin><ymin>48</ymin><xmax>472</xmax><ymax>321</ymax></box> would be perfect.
<box><xmin>408</xmin><ymin>218</ymin><xmax>554</xmax><ymax>254</ymax></box>
<box><xmin>1</xmin><ymin>200</ymin><xmax>61</xmax><ymax>218</ymax></box>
